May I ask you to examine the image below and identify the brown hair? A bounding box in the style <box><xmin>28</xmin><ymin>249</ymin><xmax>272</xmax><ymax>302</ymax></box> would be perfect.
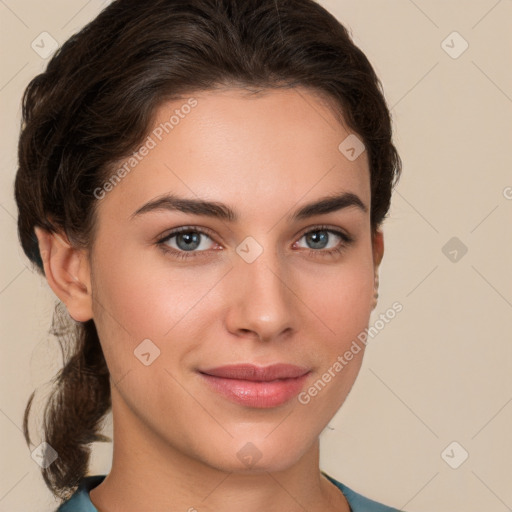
<box><xmin>14</xmin><ymin>0</ymin><xmax>401</xmax><ymax>502</ymax></box>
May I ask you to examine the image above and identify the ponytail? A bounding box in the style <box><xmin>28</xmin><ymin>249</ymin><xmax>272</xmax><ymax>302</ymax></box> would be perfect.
<box><xmin>23</xmin><ymin>302</ymin><xmax>111</xmax><ymax>501</ymax></box>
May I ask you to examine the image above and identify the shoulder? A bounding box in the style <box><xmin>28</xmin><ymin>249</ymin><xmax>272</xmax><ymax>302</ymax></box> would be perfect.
<box><xmin>55</xmin><ymin>475</ymin><xmax>106</xmax><ymax>512</ymax></box>
<box><xmin>322</xmin><ymin>472</ymin><xmax>405</xmax><ymax>512</ymax></box>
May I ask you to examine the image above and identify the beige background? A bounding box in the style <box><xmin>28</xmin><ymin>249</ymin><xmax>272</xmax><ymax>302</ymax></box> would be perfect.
<box><xmin>1</xmin><ymin>1</ymin><xmax>511</xmax><ymax>511</ymax></box>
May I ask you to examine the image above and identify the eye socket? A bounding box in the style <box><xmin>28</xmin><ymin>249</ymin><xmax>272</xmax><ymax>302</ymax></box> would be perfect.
<box><xmin>295</xmin><ymin>229</ymin><xmax>348</xmax><ymax>250</ymax></box>
<box><xmin>292</xmin><ymin>226</ymin><xmax>354</xmax><ymax>259</ymax></box>
<box><xmin>156</xmin><ymin>226</ymin><xmax>219</xmax><ymax>260</ymax></box>
<box><xmin>156</xmin><ymin>225</ymin><xmax>354</xmax><ymax>260</ymax></box>
<box><xmin>161</xmin><ymin>228</ymin><xmax>216</xmax><ymax>252</ymax></box>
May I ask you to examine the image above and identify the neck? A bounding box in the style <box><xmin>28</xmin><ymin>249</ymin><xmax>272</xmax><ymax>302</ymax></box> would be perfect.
<box><xmin>89</xmin><ymin>387</ymin><xmax>349</xmax><ymax>512</ymax></box>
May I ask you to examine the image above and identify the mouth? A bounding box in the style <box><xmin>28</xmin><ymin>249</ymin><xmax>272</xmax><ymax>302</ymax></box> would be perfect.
<box><xmin>198</xmin><ymin>363</ymin><xmax>311</xmax><ymax>408</ymax></box>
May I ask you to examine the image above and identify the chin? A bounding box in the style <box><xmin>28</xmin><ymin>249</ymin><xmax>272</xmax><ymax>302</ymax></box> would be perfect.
<box><xmin>197</xmin><ymin>432</ymin><xmax>315</xmax><ymax>475</ymax></box>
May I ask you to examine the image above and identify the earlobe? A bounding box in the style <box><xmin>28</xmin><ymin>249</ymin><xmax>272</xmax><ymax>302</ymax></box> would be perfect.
<box><xmin>34</xmin><ymin>227</ymin><xmax>93</xmax><ymax>323</ymax></box>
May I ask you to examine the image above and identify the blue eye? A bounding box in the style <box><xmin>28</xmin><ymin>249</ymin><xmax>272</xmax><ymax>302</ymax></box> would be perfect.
<box><xmin>297</xmin><ymin>229</ymin><xmax>342</xmax><ymax>250</ymax></box>
<box><xmin>292</xmin><ymin>227</ymin><xmax>354</xmax><ymax>259</ymax></box>
<box><xmin>157</xmin><ymin>227</ymin><xmax>217</xmax><ymax>257</ymax></box>
<box><xmin>156</xmin><ymin>225</ymin><xmax>354</xmax><ymax>260</ymax></box>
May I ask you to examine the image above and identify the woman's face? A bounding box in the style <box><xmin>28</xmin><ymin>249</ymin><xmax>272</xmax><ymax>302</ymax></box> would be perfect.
<box><xmin>84</xmin><ymin>87</ymin><xmax>383</xmax><ymax>473</ymax></box>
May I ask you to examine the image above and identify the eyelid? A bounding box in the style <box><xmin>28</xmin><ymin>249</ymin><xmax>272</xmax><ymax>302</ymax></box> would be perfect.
<box><xmin>156</xmin><ymin>225</ymin><xmax>220</xmax><ymax>250</ymax></box>
<box><xmin>294</xmin><ymin>223</ymin><xmax>353</xmax><ymax>243</ymax></box>
<box><xmin>158</xmin><ymin>224</ymin><xmax>352</xmax><ymax>245</ymax></box>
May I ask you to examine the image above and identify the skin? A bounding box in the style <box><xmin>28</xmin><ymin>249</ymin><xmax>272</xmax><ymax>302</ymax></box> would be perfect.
<box><xmin>36</xmin><ymin>86</ymin><xmax>384</xmax><ymax>512</ymax></box>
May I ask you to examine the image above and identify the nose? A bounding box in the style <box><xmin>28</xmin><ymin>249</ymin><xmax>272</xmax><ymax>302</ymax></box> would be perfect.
<box><xmin>224</xmin><ymin>246</ymin><xmax>295</xmax><ymax>342</ymax></box>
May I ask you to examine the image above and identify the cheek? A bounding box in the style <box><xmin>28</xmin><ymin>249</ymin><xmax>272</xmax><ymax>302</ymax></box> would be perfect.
<box><xmin>89</xmin><ymin>246</ymin><xmax>224</xmax><ymax>371</ymax></box>
<box><xmin>293</xmin><ymin>257</ymin><xmax>375</xmax><ymax>343</ymax></box>
<box><xmin>90</xmin><ymin>231</ymin><xmax>374</xmax><ymax>380</ymax></box>
<box><xmin>294</xmin><ymin>266</ymin><xmax>373</xmax><ymax>416</ymax></box>
<box><xmin>324</xmin><ymin>270</ymin><xmax>374</xmax><ymax>338</ymax></box>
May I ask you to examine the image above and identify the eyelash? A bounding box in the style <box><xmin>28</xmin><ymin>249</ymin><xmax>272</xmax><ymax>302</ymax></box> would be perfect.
<box><xmin>156</xmin><ymin>225</ymin><xmax>354</xmax><ymax>261</ymax></box>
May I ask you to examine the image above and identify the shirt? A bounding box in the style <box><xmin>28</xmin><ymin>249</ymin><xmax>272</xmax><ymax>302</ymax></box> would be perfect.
<box><xmin>56</xmin><ymin>473</ymin><xmax>403</xmax><ymax>511</ymax></box>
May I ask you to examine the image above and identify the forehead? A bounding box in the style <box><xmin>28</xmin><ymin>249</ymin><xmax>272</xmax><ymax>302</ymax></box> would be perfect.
<box><xmin>96</xmin><ymin>87</ymin><xmax>370</xmax><ymax>221</ymax></box>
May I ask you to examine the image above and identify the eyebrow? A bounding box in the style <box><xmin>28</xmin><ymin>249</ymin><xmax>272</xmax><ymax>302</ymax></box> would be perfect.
<box><xmin>130</xmin><ymin>191</ymin><xmax>367</xmax><ymax>222</ymax></box>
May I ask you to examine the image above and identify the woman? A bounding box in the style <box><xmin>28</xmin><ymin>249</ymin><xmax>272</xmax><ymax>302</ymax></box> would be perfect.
<box><xmin>15</xmin><ymin>0</ymin><xmax>403</xmax><ymax>510</ymax></box>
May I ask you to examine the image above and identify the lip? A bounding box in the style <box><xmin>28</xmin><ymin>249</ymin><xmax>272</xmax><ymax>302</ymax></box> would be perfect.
<box><xmin>198</xmin><ymin>364</ymin><xmax>311</xmax><ymax>408</ymax></box>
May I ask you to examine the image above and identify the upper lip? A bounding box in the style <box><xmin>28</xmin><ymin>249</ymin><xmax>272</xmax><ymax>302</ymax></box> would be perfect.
<box><xmin>199</xmin><ymin>364</ymin><xmax>310</xmax><ymax>381</ymax></box>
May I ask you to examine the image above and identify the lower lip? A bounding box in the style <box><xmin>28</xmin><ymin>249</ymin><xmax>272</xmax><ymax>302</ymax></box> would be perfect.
<box><xmin>199</xmin><ymin>372</ymin><xmax>310</xmax><ymax>408</ymax></box>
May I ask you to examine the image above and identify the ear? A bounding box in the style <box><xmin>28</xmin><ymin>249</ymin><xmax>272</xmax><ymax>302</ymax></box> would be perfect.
<box><xmin>34</xmin><ymin>227</ymin><xmax>93</xmax><ymax>323</ymax></box>
<box><xmin>372</xmin><ymin>229</ymin><xmax>384</xmax><ymax>271</ymax></box>
<box><xmin>371</xmin><ymin>229</ymin><xmax>384</xmax><ymax>310</ymax></box>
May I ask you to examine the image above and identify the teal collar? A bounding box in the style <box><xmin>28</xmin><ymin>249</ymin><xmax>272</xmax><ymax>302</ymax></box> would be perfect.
<box><xmin>57</xmin><ymin>473</ymin><xmax>402</xmax><ymax>511</ymax></box>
